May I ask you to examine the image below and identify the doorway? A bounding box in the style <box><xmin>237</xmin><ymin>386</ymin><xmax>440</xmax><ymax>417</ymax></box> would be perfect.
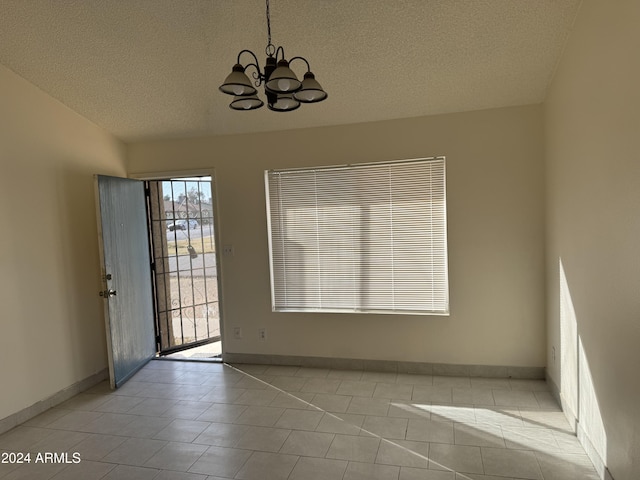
<box><xmin>146</xmin><ymin>176</ymin><xmax>222</xmax><ymax>358</ymax></box>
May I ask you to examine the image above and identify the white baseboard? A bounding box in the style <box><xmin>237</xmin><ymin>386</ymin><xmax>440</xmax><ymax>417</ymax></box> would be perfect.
<box><xmin>0</xmin><ymin>369</ymin><xmax>108</xmax><ymax>435</ymax></box>
<box><xmin>545</xmin><ymin>368</ymin><xmax>614</xmax><ymax>480</ymax></box>
<box><xmin>222</xmin><ymin>353</ymin><xmax>545</xmax><ymax>379</ymax></box>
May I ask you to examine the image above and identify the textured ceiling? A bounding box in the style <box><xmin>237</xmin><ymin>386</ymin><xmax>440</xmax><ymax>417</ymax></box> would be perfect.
<box><xmin>0</xmin><ymin>0</ymin><xmax>581</xmax><ymax>142</ymax></box>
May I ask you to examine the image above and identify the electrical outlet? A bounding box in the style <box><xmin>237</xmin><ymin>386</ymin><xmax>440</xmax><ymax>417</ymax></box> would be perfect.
<box><xmin>223</xmin><ymin>245</ymin><xmax>234</xmax><ymax>256</ymax></box>
<box><xmin>551</xmin><ymin>346</ymin><xmax>556</xmax><ymax>364</ymax></box>
<box><xmin>258</xmin><ymin>328</ymin><xmax>266</xmax><ymax>341</ymax></box>
<box><xmin>233</xmin><ymin>327</ymin><xmax>242</xmax><ymax>339</ymax></box>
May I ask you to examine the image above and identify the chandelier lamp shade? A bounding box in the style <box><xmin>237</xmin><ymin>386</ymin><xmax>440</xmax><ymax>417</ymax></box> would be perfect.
<box><xmin>219</xmin><ymin>0</ymin><xmax>327</xmax><ymax>112</ymax></box>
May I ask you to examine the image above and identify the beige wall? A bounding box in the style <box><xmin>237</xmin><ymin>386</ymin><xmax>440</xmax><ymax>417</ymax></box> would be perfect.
<box><xmin>129</xmin><ymin>104</ymin><xmax>546</xmax><ymax>368</ymax></box>
<box><xmin>0</xmin><ymin>65</ymin><xmax>126</xmax><ymax>420</ymax></box>
<box><xmin>544</xmin><ymin>1</ymin><xmax>640</xmax><ymax>479</ymax></box>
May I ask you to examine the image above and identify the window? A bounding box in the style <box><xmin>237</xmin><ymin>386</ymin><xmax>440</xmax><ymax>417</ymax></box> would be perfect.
<box><xmin>265</xmin><ymin>157</ymin><xmax>449</xmax><ymax>315</ymax></box>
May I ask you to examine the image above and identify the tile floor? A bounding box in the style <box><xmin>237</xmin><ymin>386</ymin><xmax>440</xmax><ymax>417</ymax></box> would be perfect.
<box><xmin>0</xmin><ymin>360</ymin><xmax>600</xmax><ymax>480</ymax></box>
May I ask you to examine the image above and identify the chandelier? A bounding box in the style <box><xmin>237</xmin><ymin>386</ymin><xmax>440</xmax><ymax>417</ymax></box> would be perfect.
<box><xmin>219</xmin><ymin>0</ymin><xmax>327</xmax><ymax>112</ymax></box>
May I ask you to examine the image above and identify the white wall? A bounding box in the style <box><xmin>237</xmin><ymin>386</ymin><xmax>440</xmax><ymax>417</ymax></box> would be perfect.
<box><xmin>0</xmin><ymin>65</ymin><xmax>126</xmax><ymax>421</ymax></box>
<box><xmin>545</xmin><ymin>1</ymin><xmax>640</xmax><ymax>479</ymax></box>
<box><xmin>128</xmin><ymin>104</ymin><xmax>546</xmax><ymax>369</ymax></box>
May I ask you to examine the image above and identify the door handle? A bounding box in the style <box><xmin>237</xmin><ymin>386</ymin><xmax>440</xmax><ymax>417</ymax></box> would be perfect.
<box><xmin>99</xmin><ymin>289</ymin><xmax>117</xmax><ymax>298</ymax></box>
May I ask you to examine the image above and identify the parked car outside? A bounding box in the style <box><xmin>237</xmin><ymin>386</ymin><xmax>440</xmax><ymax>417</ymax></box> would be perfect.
<box><xmin>167</xmin><ymin>219</ymin><xmax>199</xmax><ymax>231</ymax></box>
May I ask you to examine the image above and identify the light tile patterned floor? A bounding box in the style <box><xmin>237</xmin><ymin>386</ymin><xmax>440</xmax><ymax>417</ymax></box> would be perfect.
<box><xmin>0</xmin><ymin>360</ymin><xmax>600</xmax><ymax>480</ymax></box>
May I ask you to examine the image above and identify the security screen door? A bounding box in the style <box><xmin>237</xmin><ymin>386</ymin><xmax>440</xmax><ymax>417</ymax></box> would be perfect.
<box><xmin>95</xmin><ymin>175</ymin><xmax>156</xmax><ymax>388</ymax></box>
<box><xmin>147</xmin><ymin>177</ymin><xmax>221</xmax><ymax>355</ymax></box>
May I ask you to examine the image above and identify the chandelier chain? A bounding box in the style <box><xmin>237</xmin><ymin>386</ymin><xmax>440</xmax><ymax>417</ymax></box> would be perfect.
<box><xmin>266</xmin><ymin>0</ymin><xmax>272</xmax><ymax>48</ymax></box>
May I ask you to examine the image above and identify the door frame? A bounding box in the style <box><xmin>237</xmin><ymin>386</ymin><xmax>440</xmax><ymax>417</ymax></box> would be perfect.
<box><xmin>130</xmin><ymin>169</ymin><xmax>226</xmax><ymax>358</ymax></box>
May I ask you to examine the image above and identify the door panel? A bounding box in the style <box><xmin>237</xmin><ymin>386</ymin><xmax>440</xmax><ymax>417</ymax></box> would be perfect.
<box><xmin>95</xmin><ymin>175</ymin><xmax>155</xmax><ymax>388</ymax></box>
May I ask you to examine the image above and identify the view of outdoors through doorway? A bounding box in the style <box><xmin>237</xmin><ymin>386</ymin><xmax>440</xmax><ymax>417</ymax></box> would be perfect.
<box><xmin>147</xmin><ymin>176</ymin><xmax>222</xmax><ymax>360</ymax></box>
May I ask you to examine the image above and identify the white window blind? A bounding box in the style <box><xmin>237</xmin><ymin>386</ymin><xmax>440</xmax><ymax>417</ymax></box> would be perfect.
<box><xmin>265</xmin><ymin>157</ymin><xmax>449</xmax><ymax>315</ymax></box>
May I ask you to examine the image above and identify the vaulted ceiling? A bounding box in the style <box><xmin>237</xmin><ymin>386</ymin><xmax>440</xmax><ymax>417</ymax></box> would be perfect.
<box><xmin>0</xmin><ymin>0</ymin><xmax>582</xmax><ymax>142</ymax></box>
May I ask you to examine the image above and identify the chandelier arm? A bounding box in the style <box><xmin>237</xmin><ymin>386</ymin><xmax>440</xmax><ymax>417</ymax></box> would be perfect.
<box><xmin>236</xmin><ymin>49</ymin><xmax>261</xmax><ymax>67</ymax></box>
<box><xmin>235</xmin><ymin>50</ymin><xmax>265</xmax><ymax>86</ymax></box>
<box><xmin>274</xmin><ymin>45</ymin><xmax>285</xmax><ymax>62</ymax></box>
<box><xmin>288</xmin><ymin>56</ymin><xmax>311</xmax><ymax>72</ymax></box>
<box><xmin>244</xmin><ymin>63</ymin><xmax>265</xmax><ymax>86</ymax></box>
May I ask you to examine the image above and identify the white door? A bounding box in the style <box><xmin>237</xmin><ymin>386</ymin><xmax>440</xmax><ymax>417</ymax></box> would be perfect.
<box><xmin>95</xmin><ymin>175</ymin><xmax>155</xmax><ymax>388</ymax></box>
